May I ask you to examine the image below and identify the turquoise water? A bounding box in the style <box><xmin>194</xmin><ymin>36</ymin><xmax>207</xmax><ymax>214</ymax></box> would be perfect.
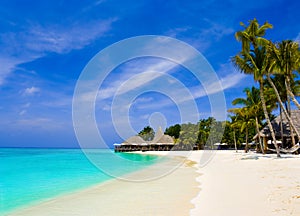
<box><xmin>0</xmin><ymin>148</ymin><xmax>160</xmax><ymax>215</ymax></box>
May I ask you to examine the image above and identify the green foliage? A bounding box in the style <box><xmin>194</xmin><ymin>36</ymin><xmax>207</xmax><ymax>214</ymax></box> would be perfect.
<box><xmin>177</xmin><ymin>123</ymin><xmax>199</xmax><ymax>149</ymax></box>
<box><xmin>138</xmin><ymin>126</ymin><xmax>154</xmax><ymax>141</ymax></box>
<box><xmin>175</xmin><ymin>118</ymin><xmax>225</xmax><ymax>150</ymax></box>
<box><xmin>165</xmin><ymin>124</ymin><xmax>181</xmax><ymax>139</ymax></box>
<box><xmin>136</xmin><ymin>20</ymin><xmax>299</xmax><ymax>152</ymax></box>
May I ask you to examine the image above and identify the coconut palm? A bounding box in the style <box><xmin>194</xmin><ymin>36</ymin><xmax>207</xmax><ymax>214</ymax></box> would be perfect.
<box><xmin>235</xmin><ymin>18</ymin><xmax>273</xmax><ymax>53</ymax></box>
<box><xmin>229</xmin><ymin>107</ymin><xmax>256</xmax><ymax>153</ymax></box>
<box><xmin>267</xmin><ymin>41</ymin><xmax>300</xmax><ymax>145</ymax></box>
<box><xmin>265</xmin><ymin>73</ymin><xmax>300</xmax><ymax>144</ymax></box>
<box><xmin>231</xmin><ymin>87</ymin><xmax>265</xmax><ymax>153</ymax></box>
<box><xmin>233</xmin><ymin>19</ymin><xmax>280</xmax><ymax>157</ymax></box>
<box><xmin>229</xmin><ymin>115</ymin><xmax>239</xmax><ymax>152</ymax></box>
<box><xmin>233</xmin><ymin>47</ymin><xmax>280</xmax><ymax>156</ymax></box>
<box><xmin>271</xmin><ymin>40</ymin><xmax>300</xmax><ymax>110</ymax></box>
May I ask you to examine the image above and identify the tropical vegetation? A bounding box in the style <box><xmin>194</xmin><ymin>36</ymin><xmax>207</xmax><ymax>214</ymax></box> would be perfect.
<box><xmin>136</xmin><ymin>19</ymin><xmax>300</xmax><ymax>156</ymax></box>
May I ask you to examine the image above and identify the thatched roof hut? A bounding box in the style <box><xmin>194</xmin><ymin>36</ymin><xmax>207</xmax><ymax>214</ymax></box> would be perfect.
<box><xmin>155</xmin><ymin>135</ymin><xmax>174</xmax><ymax>144</ymax></box>
<box><xmin>116</xmin><ymin>127</ymin><xmax>175</xmax><ymax>152</ymax></box>
<box><xmin>152</xmin><ymin>127</ymin><xmax>174</xmax><ymax>144</ymax></box>
<box><xmin>254</xmin><ymin>110</ymin><xmax>300</xmax><ymax>145</ymax></box>
<box><xmin>122</xmin><ymin>136</ymin><xmax>145</xmax><ymax>145</ymax></box>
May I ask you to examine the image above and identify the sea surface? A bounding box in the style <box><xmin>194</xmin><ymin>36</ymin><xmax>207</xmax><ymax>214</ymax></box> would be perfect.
<box><xmin>0</xmin><ymin>148</ymin><xmax>160</xmax><ymax>215</ymax></box>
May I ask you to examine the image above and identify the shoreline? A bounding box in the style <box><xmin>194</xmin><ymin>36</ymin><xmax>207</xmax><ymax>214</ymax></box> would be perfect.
<box><xmin>133</xmin><ymin>150</ymin><xmax>300</xmax><ymax>215</ymax></box>
<box><xmin>8</xmin><ymin>153</ymin><xmax>199</xmax><ymax>216</ymax></box>
<box><xmin>8</xmin><ymin>150</ymin><xmax>300</xmax><ymax>215</ymax></box>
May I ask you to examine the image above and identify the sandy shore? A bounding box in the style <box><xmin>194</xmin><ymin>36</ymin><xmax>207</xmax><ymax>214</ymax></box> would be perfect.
<box><xmin>190</xmin><ymin>151</ymin><xmax>300</xmax><ymax>216</ymax></box>
<box><xmin>9</xmin><ymin>150</ymin><xmax>300</xmax><ymax>216</ymax></box>
<box><xmin>9</xmin><ymin>154</ymin><xmax>199</xmax><ymax>216</ymax></box>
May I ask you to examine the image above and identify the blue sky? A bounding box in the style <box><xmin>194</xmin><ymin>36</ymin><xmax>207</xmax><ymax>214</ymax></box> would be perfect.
<box><xmin>1</xmin><ymin>0</ymin><xmax>300</xmax><ymax>148</ymax></box>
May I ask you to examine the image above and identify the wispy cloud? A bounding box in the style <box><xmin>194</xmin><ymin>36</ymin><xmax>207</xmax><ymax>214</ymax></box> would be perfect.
<box><xmin>192</xmin><ymin>72</ymin><xmax>245</xmax><ymax>99</ymax></box>
<box><xmin>0</xmin><ymin>18</ymin><xmax>117</xmax><ymax>85</ymax></box>
<box><xmin>19</xmin><ymin>110</ymin><xmax>27</xmax><ymax>116</ymax></box>
<box><xmin>23</xmin><ymin>86</ymin><xmax>40</xmax><ymax>96</ymax></box>
<box><xmin>14</xmin><ymin>117</ymin><xmax>67</xmax><ymax>130</ymax></box>
<box><xmin>165</xmin><ymin>20</ymin><xmax>234</xmax><ymax>51</ymax></box>
<box><xmin>0</xmin><ymin>57</ymin><xmax>24</xmax><ymax>85</ymax></box>
<box><xmin>97</xmin><ymin>59</ymin><xmax>244</xmax><ymax>114</ymax></box>
<box><xmin>165</xmin><ymin>27</ymin><xmax>191</xmax><ymax>38</ymax></box>
<box><xmin>127</xmin><ymin>65</ymin><xmax>245</xmax><ymax>111</ymax></box>
<box><xmin>21</xmin><ymin>19</ymin><xmax>116</xmax><ymax>54</ymax></box>
<box><xmin>97</xmin><ymin>59</ymin><xmax>180</xmax><ymax>102</ymax></box>
<box><xmin>199</xmin><ymin>19</ymin><xmax>234</xmax><ymax>41</ymax></box>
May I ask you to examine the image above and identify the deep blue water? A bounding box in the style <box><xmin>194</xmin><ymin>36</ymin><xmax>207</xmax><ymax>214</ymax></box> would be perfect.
<box><xmin>0</xmin><ymin>148</ymin><xmax>160</xmax><ymax>214</ymax></box>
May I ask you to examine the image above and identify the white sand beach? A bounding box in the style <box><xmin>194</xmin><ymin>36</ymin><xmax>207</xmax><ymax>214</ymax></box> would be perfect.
<box><xmin>9</xmin><ymin>150</ymin><xmax>300</xmax><ymax>216</ymax></box>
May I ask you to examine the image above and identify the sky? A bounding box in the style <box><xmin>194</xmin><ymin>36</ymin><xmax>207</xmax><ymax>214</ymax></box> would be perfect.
<box><xmin>0</xmin><ymin>0</ymin><xmax>300</xmax><ymax>148</ymax></box>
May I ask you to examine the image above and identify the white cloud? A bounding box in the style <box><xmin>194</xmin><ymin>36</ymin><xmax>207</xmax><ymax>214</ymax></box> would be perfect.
<box><xmin>22</xmin><ymin>18</ymin><xmax>116</xmax><ymax>54</ymax></box>
<box><xmin>128</xmin><ymin>67</ymin><xmax>245</xmax><ymax>110</ymax></box>
<box><xmin>0</xmin><ymin>18</ymin><xmax>116</xmax><ymax>86</ymax></box>
<box><xmin>15</xmin><ymin>117</ymin><xmax>67</xmax><ymax>130</ymax></box>
<box><xmin>165</xmin><ymin>21</ymin><xmax>234</xmax><ymax>51</ymax></box>
<box><xmin>200</xmin><ymin>20</ymin><xmax>234</xmax><ymax>41</ymax></box>
<box><xmin>23</xmin><ymin>86</ymin><xmax>40</xmax><ymax>96</ymax></box>
<box><xmin>134</xmin><ymin>96</ymin><xmax>153</xmax><ymax>103</ymax></box>
<box><xmin>140</xmin><ymin>114</ymin><xmax>150</xmax><ymax>120</ymax></box>
<box><xmin>165</xmin><ymin>27</ymin><xmax>191</xmax><ymax>38</ymax></box>
<box><xmin>19</xmin><ymin>110</ymin><xmax>27</xmax><ymax>116</ymax></box>
<box><xmin>97</xmin><ymin>60</ymin><xmax>179</xmax><ymax>101</ymax></box>
<box><xmin>22</xmin><ymin>103</ymin><xmax>31</xmax><ymax>108</ymax></box>
<box><xmin>0</xmin><ymin>57</ymin><xmax>24</xmax><ymax>85</ymax></box>
<box><xmin>191</xmin><ymin>72</ymin><xmax>245</xmax><ymax>99</ymax></box>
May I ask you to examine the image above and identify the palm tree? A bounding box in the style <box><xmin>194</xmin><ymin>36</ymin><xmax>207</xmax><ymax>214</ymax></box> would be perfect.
<box><xmin>271</xmin><ymin>40</ymin><xmax>300</xmax><ymax>110</ymax></box>
<box><xmin>268</xmin><ymin>41</ymin><xmax>300</xmax><ymax>145</ymax></box>
<box><xmin>235</xmin><ymin>18</ymin><xmax>273</xmax><ymax>53</ymax></box>
<box><xmin>231</xmin><ymin>87</ymin><xmax>265</xmax><ymax>153</ymax></box>
<box><xmin>229</xmin><ymin>115</ymin><xmax>239</xmax><ymax>152</ymax></box>
<box><xmin>229</xmin><ymin>108</ymin><xmax>255</xmax><ymax>153</ymax></box>
<box><xmin>265</xmin><ymin>73</ymin><xmax>300</xmax><ymax>144</ymax></box>
<box><xmin>233</xmin><ymin>19</ymin><xmax>281</xmax><ymax>157</ymax></box>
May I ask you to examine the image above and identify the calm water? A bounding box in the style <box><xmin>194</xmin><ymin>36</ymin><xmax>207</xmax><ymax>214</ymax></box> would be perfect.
<box><xmin>0</xmin><ymin>148</ymin><xmax>160</xmax><ymax>214</ymax></box>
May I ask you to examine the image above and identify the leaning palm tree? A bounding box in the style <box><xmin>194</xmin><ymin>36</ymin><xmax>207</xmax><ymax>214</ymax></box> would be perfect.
<box><xmin>268</xmin><ymin>41</ymin><xmax>300</xmax><ymax>145</ymax></box>
<box><xmin>233</xmin><ymin>19</ymin><xmax>281</xmax><ymax>157</ymax></box>
<box><xmin>233</xmin><ymin>48</ymin><xmax>281</xmax><ymax>157</ymax></box>
<box><xmin>265</xmin><ymin>72</ymin><xmax>300</xmax><ymax>144</ymax></box>
<box><xmin>271</xmin><ymin>40</ymin><xmax>300</xmax><ymax>110</ymax></box>
<box><xmin>231</xmin><ymin>87</ymin><xmax>265</xmax><ymax>153</ymax></box>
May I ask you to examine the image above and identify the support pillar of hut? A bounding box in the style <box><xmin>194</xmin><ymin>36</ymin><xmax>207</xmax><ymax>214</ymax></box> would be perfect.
<box><xmin>263</xmin><ymin>137</ymin><xmax>268</xmax><ymax>151</ymax></box>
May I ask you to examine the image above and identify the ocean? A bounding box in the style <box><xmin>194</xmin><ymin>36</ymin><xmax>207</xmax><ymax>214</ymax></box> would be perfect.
<box><xmin>0</xmin><ymin>148</ymin><xmax>160</xmax><ymax>215</ymax></box>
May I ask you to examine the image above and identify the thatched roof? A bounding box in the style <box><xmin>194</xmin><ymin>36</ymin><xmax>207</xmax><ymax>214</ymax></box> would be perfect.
<box><xmin>122</xmin><ymin>127</ymin><xmax>174</xmax><ymax>145</ymax></box>
<box><xmin>154</xmin><ymin>135</ymin><xmax>174</xmax><ymax>144</ymax></box>
<box><xmin>152</xmin><ymin>127</ymin><xmax>164</xmax><ymax>143</ymax></box>
<box><xmin>254</xmin><ymin>110</ymin><xmax>300</xmax><ymax>138</ymax></box>
<box><xmin>123</xmin><ymin>136</ymin><xmax>145</xmax><ymax>144</ymax></box>
<box><xmin>151</xmin><ymin>127</ymin><xmax>174</xmax><ymax>144</ymax></box>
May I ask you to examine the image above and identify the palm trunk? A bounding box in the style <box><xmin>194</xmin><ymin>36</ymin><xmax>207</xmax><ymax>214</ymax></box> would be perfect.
<box><xmin>280</xmin><ymin>106</ymin><xmax>284</xmax><ymax>144</ymax></box>
<box><xmin>286</xmin><ymin>76</ymin><xmax>300</xmax><ymax>110</ymax></box>
<box><xmin>286</xmin><ymin>79</ymin><xmax>296</xmax><ymax>146</ymax></box>
<box><xmin>245</xmin><ymin>127</ymin><xmax>248</xmax><ymax>153</ymax></box>
<box><xmin>233</xmin><ymin>130</ymin><xmax>238</xmax><ymax>153</ymax></box>
<box><xmin>267</xmin><ymin>75</ymin><xmax>300</xmax><ymax>141</ymax></box>
<box><xmin>259</xmin><ymin>81</ymin><xmax>280</xmax><ymax>157</ymax></box>
<box><xmin>255</xmin><ymin>116</ymin><xmax>264</xmax><ymax>154</ymax></box>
